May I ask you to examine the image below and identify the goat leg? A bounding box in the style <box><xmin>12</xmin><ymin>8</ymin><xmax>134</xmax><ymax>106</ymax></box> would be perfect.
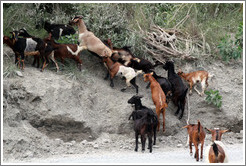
<box><xmin>141</xmin><ymin>135</ymin><xmax>146</xmax><ymax>152</ymax></box>
<box><xmin>194</xmin><ymin>85</ymin><xmax>201</xmax><ymax>96</ymax></box>
<box><xmin>135</xmin><ymin>133</ymin><xmax>138</xmax><ymax>152</ymax></box>
<box><xmin>104</xmin><ymin>71</ymin><xmax>110</xmax><ymax>80</ymax></box>
<box><xmin>148</xmin><ymin>134</ymin><xmax>153</xmax><ymax>153</ymax></box>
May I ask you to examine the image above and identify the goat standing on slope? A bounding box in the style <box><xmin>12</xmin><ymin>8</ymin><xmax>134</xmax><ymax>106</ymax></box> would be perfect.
<box><xmin>143</xmin><ymin>72</ymin><xmax>168</xmax><ymax>132</ymax></box>
<box><xmin>163</xmin><ymin>61</ymin><xmax>188</xmax><ymax>120</ymax></box>
<box><xmin>183</xmin><ymin>120</ymin><xmax>206</xmax><ymax>162</ymax></box>
<box><xmin>205</xmin><ymin>128</ymin><xmax>229</xmax><ymax>163</ymax></box>
<box><xmin>103</xmin><ymin>57</ymin><xmax>142</xmax><ymax>94</ymax></box>
<box><xmin>177</xmin><ymin>69</ymin><xmax>214</xmax><ymax>96</ymax></box>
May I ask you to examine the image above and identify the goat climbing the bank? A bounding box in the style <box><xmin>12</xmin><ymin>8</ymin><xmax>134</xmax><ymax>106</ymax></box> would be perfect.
<box><xmin>103</xmin><ymin>57</ymin><xmax>142</xmax><ymax>94</ymax></box>
<box><xmin>177</xmin><ymin>69</ymin><xmax>214</xmax><ymax>96</ymax></box>
<box><xmin>163</xmin><ymin>61</ymin><xmax>188</xmax><ymax>120</ymax></box>
<box><xmin>68</xmin><ymin>16</ymin><xmax>114</xmax><ymax>57</ymax></box>
<box><xmin>128</xmin><ymin>95</ymin><xmax>158</xmax><ymax>145</ymax></box>
<box><xmin>205</xmin><ymin>128</ymin><xmax>229</xmax><ymax>163</ymax></box>
<box><xmin>43</xmin><ymin>33</ymin><xmax>83</xmax><ymax>72</ymax></box>
<box><xmin>183</xmin><ymin>120</ymin><xmax>206</xmax><ymax>162</ymax></box>
<box><xmin>146</xmin><ymin>70</ymin><xmax>172</xmax><ymax>103</ymax></box>
<box><xmin>44</xmin><ymin>21</ymin><xmax>76</xmax><ymax>39</ymax></box>
<box><xmin>143</xmin><ymin>72</ymin><xmax>168</xmax><ymax>132</ymax></box>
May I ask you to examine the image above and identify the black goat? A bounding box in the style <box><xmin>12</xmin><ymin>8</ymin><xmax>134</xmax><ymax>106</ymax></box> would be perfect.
<box><xmin>9</xmin><ymin>30</ymin><xmax>47</xmax><ymax>70</ymax></box>
<box><xmin>44</xmin><ymin>21</ymin><xmax>76</xmax><ymax>39</ymax></box>
<box><xmin>163</xmin><ymin>61</ymin><xmax>188</xmax><ymax>120</ymax></box>
<box><xmin>128</xmin><ymin>95</ymin><xmax>158</xmax><ymax>146</ymax></box>
<box><xmin>146</xmin><ymin>70</ymin><xmax>173</xmax><ymax>103</ymax></box>
<box><xmin>18</xmin><ymin>29</ymin><xmax>55</xmax><ymax>71</ymax></box>
<box><xmin>131</xmin><ymin>111</ymin><xmax>156</xmax><ymax>153</ymax></box>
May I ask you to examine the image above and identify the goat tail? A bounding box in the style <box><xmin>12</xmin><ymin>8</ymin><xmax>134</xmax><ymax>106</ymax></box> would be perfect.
<box><xmin>186</xmin><ymin>92</ymin><xmax>190</xmax><ymax>125</ymax></box>
<box><xmin>212</xmin><ymin>142</ymin><xmax>219</xmax><ymax>157</ymax></box>
<box><xmin>67</xmin><ymin>45</ymin><xmax>87</xmax><ymax>56</ymax></box>
<box><xmin>198</xmin><ymin>120</ymin><xmax>201</xmax><ymax>134</ymax></box>
<box><xmin>135</xmin><ymin>70</ymin><xmax>143</xmax><ymax>76</ymax></box>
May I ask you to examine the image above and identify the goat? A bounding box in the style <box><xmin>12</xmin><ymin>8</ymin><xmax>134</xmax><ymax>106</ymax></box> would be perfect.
<box><xmin>18</xmin><ymin>28</ymin><xmax>55</xmax><ymax>70</ymax></box>
<box><xmin>204</xmin><ymin>128</ymin><xmax>229</xmax><ymax>163</ymax></box>
<box><xmin>183</xmin><ymin>120</ymin><xmax>206</xmax><ymax>162</ymax></box>
<box><xmin>128</xmin><ymin>95</ymin><xmax>158</xmax><ymax>145</ymax></box>
<box><xmin>163</xmin><ymin>61</ymin><xmax>188</xmax><ymax>120</ymax></box>
<box><xmin>68</xmin><ymin>16</ymin><xmax>114</xmax><ymax>58</ymax></box>
<box><xmin>143</xmin><ymin>72</ymin><xmax>168</xmax><ymax>132</ymax></box>
<box><xmin>44</xmin><ymin>21</ymin><xmax>76</xmax><ymax>39</ymax></box>
<box><xmin>131</xmin><ymin>111</ymin><xmax>157</xmax><ymax>153</ymax></box>
<box><xmin>177</xmin><ymin>69</ymin><xmax>214</xmax><ymax>96</ymax></box>
<box><xmin>103</xmin><ymin>38</ymin><xmax>134</xmax><ymax>65</ymax></box>
<box><xmin>43</xmin><ymin>33</ymin><xmax>83</xmax><ymax>71</ymax></box>
<box><xmin>146</xmin><ymin>70</ymin><xmax>172</xmax><ymax>104</ymax></box>
<box><xmin>5</xmin><ymin>31</ymin><xmax>47</xmax><ymax>70</ymax></box>
<box><xmin>103</xmin><ymin>57</ymin><xmax>142</xmax><ymax>94</ymax></box>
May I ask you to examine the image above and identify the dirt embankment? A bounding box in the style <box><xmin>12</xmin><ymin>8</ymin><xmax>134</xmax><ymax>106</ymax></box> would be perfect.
<box><xmin>2</xmin><ymin>46</ymin><xmax>244</xmax><ymax>162</ymax></box>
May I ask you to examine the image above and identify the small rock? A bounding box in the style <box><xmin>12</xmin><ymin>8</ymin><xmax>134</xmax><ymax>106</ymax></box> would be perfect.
<box><xmin>81</xmin><ymin>140</ymin><xmax>87</xmax><ymax>145</ymax></box>
<box><xmin>93</xmin><ymin>144</ymin><xmax>99</xmax><ymax>149</ymax></box>
<box><xmin>240</xmin><ymin>130</ymin><xmax>243</xmax><ymax>134</ymax></box>
<box><xmin>15</xmin><ymin>70</ymin><xmax>23</xmax><ymax>77</ymax></box>
<box><xmin>177</xmin><ymin>144</ymin><xmax>182</xmax><ymax>148</ymax></box>
<box><xmin>153</xmin><ymin>145</ymin><xmax>159</xmax><ymax>148</ymax></box>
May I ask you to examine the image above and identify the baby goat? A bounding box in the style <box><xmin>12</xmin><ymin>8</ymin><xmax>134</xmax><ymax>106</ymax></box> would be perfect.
<box><xmin>177</xmin><ymin>69</ymin><xmax>214</xmax><ymax>96</ymax></box>
<box><xmin>183</xmin><ymin>120</ymin><xmax>206</xmax><ymax>162</ymax></box>
<box><xmin>205</xmin><ymin>128</ymin><xmax>229</xmax><ymax>163</ymax></box>
<box><xmin>144</xmin><ymin>72</ymin><xmax>168</xmax><ymax>132</ymax></box>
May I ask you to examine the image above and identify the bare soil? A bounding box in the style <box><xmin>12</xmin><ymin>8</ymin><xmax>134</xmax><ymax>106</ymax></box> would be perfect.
<box><xmin>2</xmin><ymin>46</ymin><xmax>244</xmax><ymax>164</ymax></box>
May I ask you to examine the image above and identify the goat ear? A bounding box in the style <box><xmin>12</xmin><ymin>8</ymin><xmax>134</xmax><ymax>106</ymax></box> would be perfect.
<box><xmin>221</xmin><ymin>129</ymin><xmax>230</xmax><ymax>134</ymax></box>
<box><xmin>205</xmin><ymin>127</ymin><xmax>212</xmax><ymax>133</ymax></box>
<box><xmin>138</xmin><ymin>95</ymin><xmax>144</xmax><ymax>98</ymax></box>
<box><xmin>182</xmin><ymin>125</ymin><xmax>189</xmax><ymax>129</ymax></box>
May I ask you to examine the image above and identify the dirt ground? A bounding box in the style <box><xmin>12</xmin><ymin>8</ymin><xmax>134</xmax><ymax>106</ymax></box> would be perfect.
<box><xmin>2</xmin><ymin>46</ymin><xmax>244</xmax><ymax>164</ymax></box>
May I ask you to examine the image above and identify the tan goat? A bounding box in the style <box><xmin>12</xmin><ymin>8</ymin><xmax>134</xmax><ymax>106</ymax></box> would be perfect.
<box><xmin>68</xmin><ymin>16</ymin><xmax>114</xmax><ymax>57</ymax></box>
<box><xmin>177</xmin><ymin>69</ymin><xmax>214</xmax><ymax>96</ymax></box>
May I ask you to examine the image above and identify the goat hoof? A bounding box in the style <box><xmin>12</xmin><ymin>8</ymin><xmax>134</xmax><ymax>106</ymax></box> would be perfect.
<box><xmin>134</xmin><ymin>148</ymin><xmax>137</xmax><ymax>152</ymax></box>
<box><xmin>110</xmin><ymin>84</ymin><xmax>114</xmax><ymax>87</ymax></box>
<box><xmin>178</xmin><ymin>116</ymin><xmax>183</xmax><ymax>120</ymax></box>
<box><xmin>121</xmin><ymin>88</ymin><xmax>126</xmax><ymax>92</ymax></box>
<box><xmin>190</xmin><ymin>152</ymin><xmax>193</xmax><ymax>156</ymax></box>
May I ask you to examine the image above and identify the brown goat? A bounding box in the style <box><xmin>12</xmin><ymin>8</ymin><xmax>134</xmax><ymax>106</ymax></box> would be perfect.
<box><xmin>68</xmin><ymin>16</ymin><xmax>113</xmax><ymax>57</ymax></box>
<box><xmin>183</xmin><ymin>120</ymin><xmax>206</xmax><ymax>161</ymax></box>
<box><xmin>43</xmin><ymin>34</ymin><xmax>83</xmax><ymax>72</ymax></box>
<box><xmin>205</xmin><ymin>128</ymin><xmax>229</xmax><ymax>163</ymax></box>
<box><xmin>143</xmin><ymin>72</ymin><xmax>168</xmax><ymax>132</ymax></box>
<box><xmin>177</xmin><ymin>70</ymin><xmax>213</xmax><ymax>96</ymax></box>
<box><xmin>103</xmin><ymin>57</ymin><xmax>141</xmax><ymax>94</ymax></box>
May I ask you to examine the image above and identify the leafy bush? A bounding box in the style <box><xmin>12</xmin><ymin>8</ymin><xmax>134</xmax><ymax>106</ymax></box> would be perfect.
<box><xmin>205</xmin><ymin>90</ymin><xmax>222</xmax><ymax>109</ymax></box>
<box><xmin>56</xmin><ymin>34</ymin><xmax>78</xmax><ymax>44</ymax></box>
<box><xmin>217</xmin><ymin>21</ymin><xmax>243</xmax><ymax>62</ymax></box>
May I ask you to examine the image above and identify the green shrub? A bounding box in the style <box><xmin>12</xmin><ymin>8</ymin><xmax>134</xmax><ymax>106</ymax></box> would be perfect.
<box><xmin>56</xmin><ymin>34</ymin><xmax>78</xmax><ymax>44</ymax></box>
<box><xmin>205</xmin><ymin>89</ymin><xmax>222</xmax><ymax>109</ymax></box>
<box><xmin>217</xmin><ymin>22</ymin><xmax>243</xmax><ymax>62</ymax></box>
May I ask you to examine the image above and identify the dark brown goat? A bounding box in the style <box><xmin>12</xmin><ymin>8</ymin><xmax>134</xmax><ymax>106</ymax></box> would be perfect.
<box><xmin>43</xmin><ymin>33</ymin><xmax>83</xmax><ymax>72</ymax></box>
